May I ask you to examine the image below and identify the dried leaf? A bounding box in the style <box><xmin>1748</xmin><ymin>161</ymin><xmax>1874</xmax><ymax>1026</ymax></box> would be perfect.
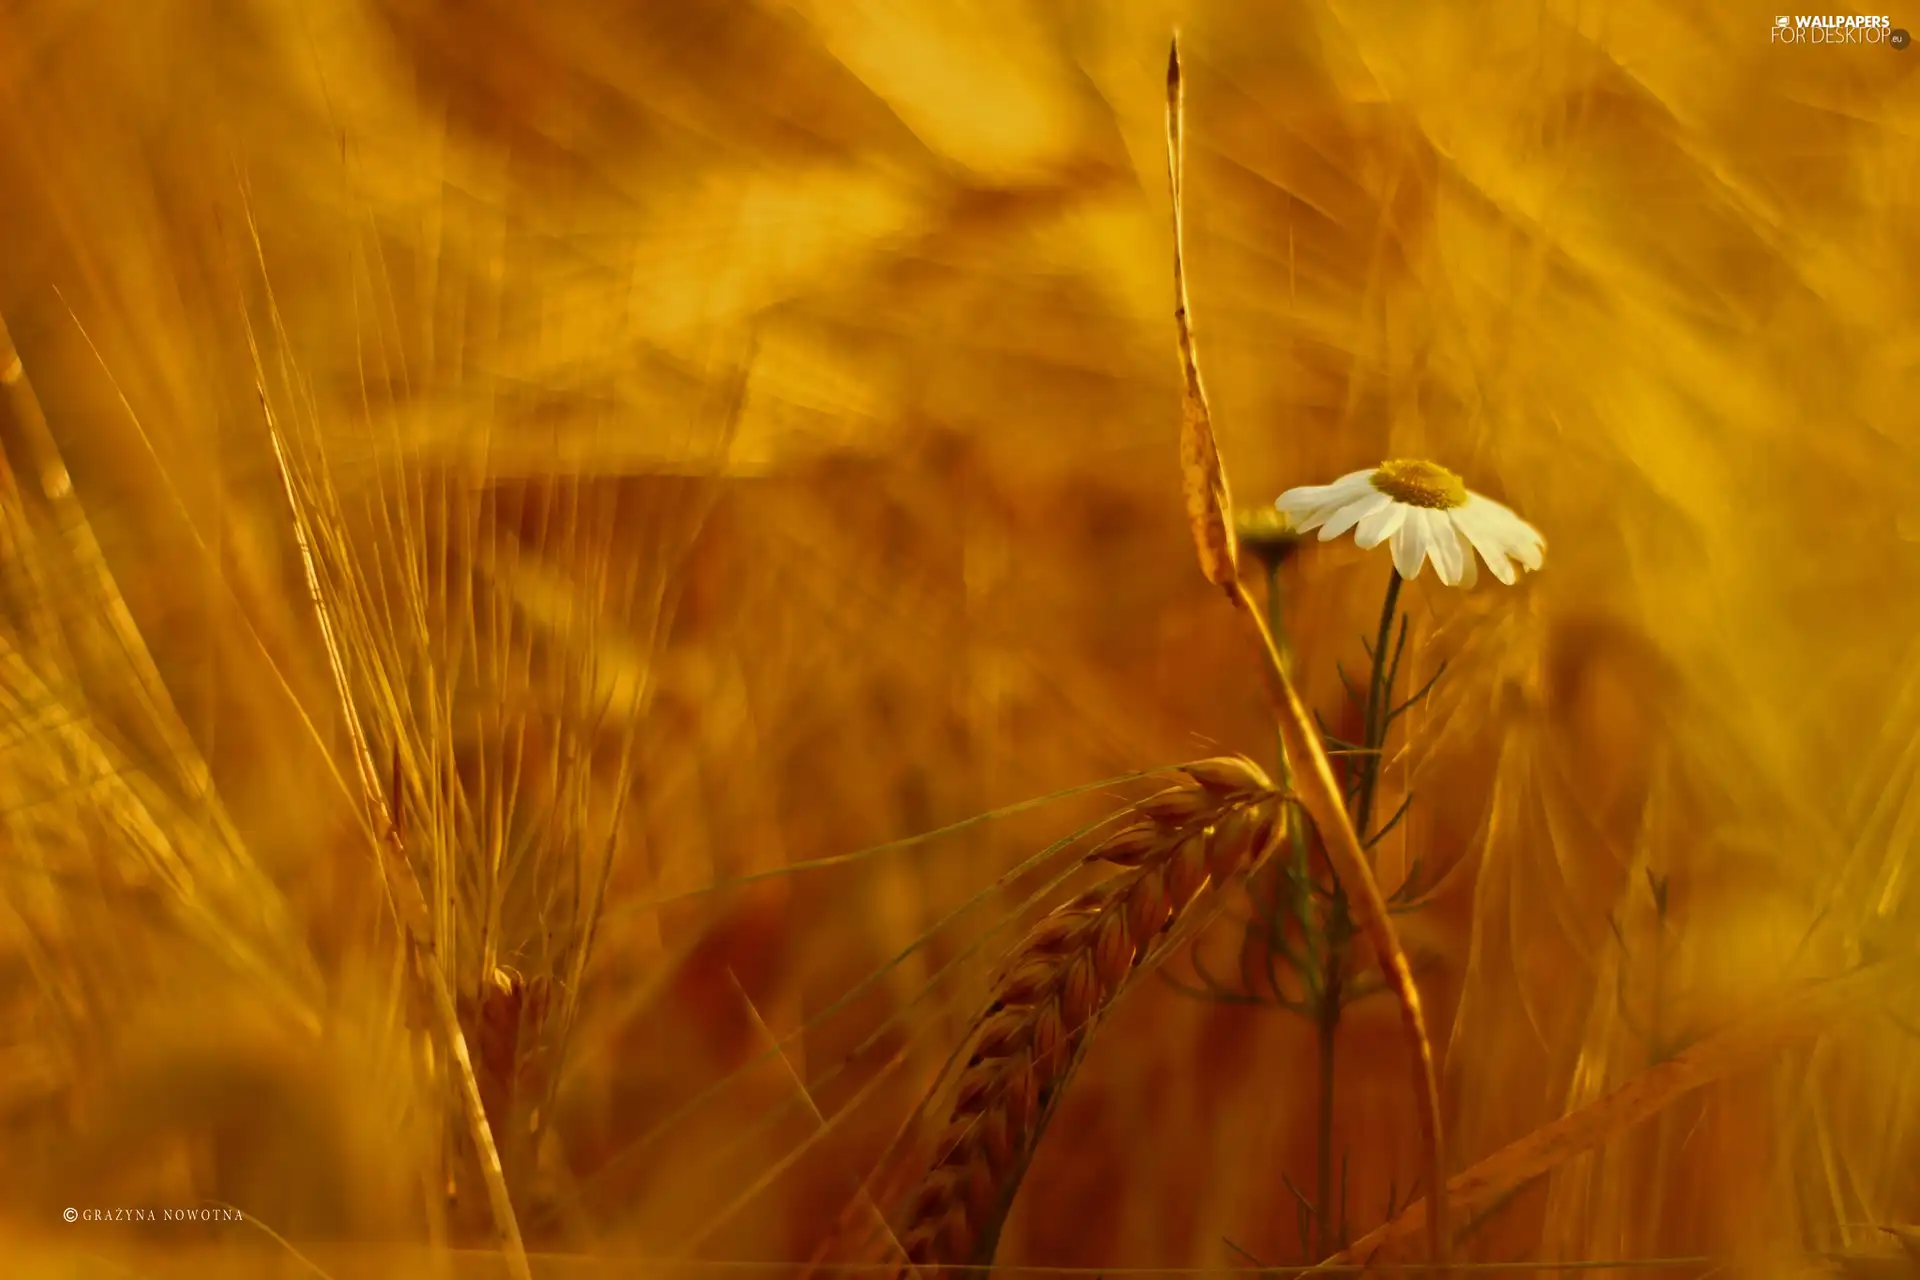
<box><xmin>1164</xmin><ymin>36</ymin><xmax>1237</xmax><ymax>590</ymax></box>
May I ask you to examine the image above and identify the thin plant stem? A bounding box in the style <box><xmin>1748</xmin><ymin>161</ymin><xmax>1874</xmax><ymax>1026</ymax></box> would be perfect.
<box><xmin>1262</xmin><ymin>560</ymin><xmax>1325</xmax><ymax>1026</ymax></box>
<box><xmin>1262</xmin><ymin>559</ymin><xmax>1337</xmax><ymax>1262</ymax></box>
<box><xmin>1355</xmin><ymin>570</ymin><xmax>1405</xmax><ymax>842</ymax></box>
<box><xmin>1314</xmin><ymin>943</ymin><xmax>1345</xmax><ymax>1258</ymax></box>
<box><xmin>1266</xmin><ymin>560</ymin><xmax>1296</xmax><ymax>682</ymax></box>
<box><xmin>1313</xmin><ymin>569</ymin><xmax>1402</xmax><ymax>1258</ymax></box>
<box><xmin>1268</xmin><ymin>560</ymin><xmax>1288</xmax><ymax>765</ymax></box>
<box><xmin>1256</xmin><ymin>560</ymin><xmax>1323</xmax><ymax>1016</ymax></box>
<box><xmin>1225</xmin><ymin>574</ymin><xmax>1449</xmax><ymax>1273</ymax></box>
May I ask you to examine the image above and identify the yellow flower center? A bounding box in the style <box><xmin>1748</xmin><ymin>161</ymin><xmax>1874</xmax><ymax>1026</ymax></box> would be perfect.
<box><xmin>1370</xmin><ymin>458</ymin><xmax>1467</xmax><ymax>510</ymax></box>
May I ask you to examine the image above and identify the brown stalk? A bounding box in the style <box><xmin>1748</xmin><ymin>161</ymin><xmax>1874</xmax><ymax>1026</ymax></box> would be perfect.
<box><xmin>889</xmin><ymin>757</ymin><xmax>1289</xmax><ymax>1270</ymax></box>
<box><xmin>1163</xmin><ymin>33</ymin><xmax>1449</xmax><ymax>1270</ymax></box>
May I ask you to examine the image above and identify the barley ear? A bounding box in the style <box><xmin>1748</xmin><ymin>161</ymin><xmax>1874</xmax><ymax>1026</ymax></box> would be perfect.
<box><xmin>257</xmin><ymin>382</ymin><xmax>533</xmax><ymax>1280</ymax></box>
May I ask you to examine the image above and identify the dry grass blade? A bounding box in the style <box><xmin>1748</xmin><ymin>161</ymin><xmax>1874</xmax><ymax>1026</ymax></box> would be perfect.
<box><xmin>1320</xmin><ymin>957</ymin><xmax>1916</xmax><ymax>1267</ymax></box>
<box><xmin>1164</xmin><ymin>34</ymin><xmax>1236</xmax><ymax>592</ymax></box>
<box><xmin>1161</xmin><ymin>33</ymin><xmax>1447</xmax><ymax>1271</ymax></box>
<box><xmin>884</xmin><ymin>756</ymin><xmax>1287</xmax><ymax>1271</ymax></box>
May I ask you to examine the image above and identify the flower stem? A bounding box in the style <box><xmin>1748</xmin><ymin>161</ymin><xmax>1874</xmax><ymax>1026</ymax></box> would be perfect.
<box><xmin>1262</xmin><ymin>563</ymin><xmax>1322</xmax><ymax>1011</ymax></box>
<box><xmin>1224</xmin><ymin>573</ymin><xmax>1449</xmax><ymax>1274</ymax></box>
<box><xmin>1265</xmin><ymin>561</ymin><xmax>1292</xmax><ymax>814</ymax></box>
<box><xmin>1355</xmin><ymin>570</ymin><xmax>1405</xmax><ymax>842</ymax></box>
<box><xmin>1265</xmin><ymin>560</ymin><xmax>1293</xmax><ymax>684</ymax></box>
<box><xmin>1313</xmin><ymin>569</ymin><xmax>1401</xmax><ymax>1258</ymax></box>
<box><xmin>1264</xmin><ymin>561</ymin><xmax>1337</xmax><ymax>1260</ymax></box>
<box><xmin>1314</xmin><ymin>912</ymin><xmax>1347</xmax><ymax>1258</ymax></box>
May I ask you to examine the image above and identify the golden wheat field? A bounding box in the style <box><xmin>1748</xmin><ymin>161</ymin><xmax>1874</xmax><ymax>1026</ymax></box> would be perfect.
<box><xmin>2</xmin><ymin>1</ymin><xmax>1918</xmax><ymax>1277</ymax></box>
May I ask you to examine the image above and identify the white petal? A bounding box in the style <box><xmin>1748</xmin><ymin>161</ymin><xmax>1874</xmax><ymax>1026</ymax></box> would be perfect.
<box><xmin>1287</xmin><ymin>508</ymin><xmax>1334</xmax><ymax>535</ymax></box>
<box><xmin>1274</xmin><ymin>470</ymin><xmax>1375</xmax><ymax>523</ymax></box>
<box><xmin>1391</xmin><ymin>510</ymin><xmax>1431</xmax><ymax>578</ymax></box>
<box><xmin>1317</xmin><ymin>492</ymin><xmax>1391</xmax><ymax>541</ymax></box>
<box><xmin>1448</xmin><ymin>500</ymin><xmax>1519</xmax><ymax>585</ymax></box>
<box><xmin>1353</xmin><ymin>500</ymin><xmax>1408</xmax><ymax>550</ymax></box>
<box><xmin>1323</xmin><ymin>468</ymin><xmax>1379</xmax><ymax>500</ymax></box>
<box><xmin>1494</xmin><ymin>516</ymin><xmax>1545</xmax><ymax>570</ymax></box>
<box><xmin>1276</xmin><ymin>492</ymin><xmax>1348</xmax><ymax>534</ymax></box>
<box><xmin>1463</xmin><ymin>493</ymin><xmax>1545</xmax><ymax>571</ymax></box>
<box><xmin>1455</xmin><ymin>532</ymin><xmax>1478</xmax><ymax>587</ymax></box>
<box><xmin>1425</xmin><ymin>508</ymin><xmax>1467</xmax><ymax>586</ymax></box>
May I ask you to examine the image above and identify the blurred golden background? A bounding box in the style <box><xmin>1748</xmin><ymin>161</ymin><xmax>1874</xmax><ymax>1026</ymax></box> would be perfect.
<box><xmin>1</xmin><ymin>0</ymin><xmax>1918</xmax><ymax>1276</ymax></box>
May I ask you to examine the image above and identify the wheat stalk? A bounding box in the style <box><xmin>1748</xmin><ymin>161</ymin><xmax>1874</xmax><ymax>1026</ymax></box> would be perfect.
<box><xmin>878</xmin><ymin>756</ymin><xmax>1288</xmax><ymax>1270</ymax></box>
<box><xmin>1162</xmin><ymin>33</ymin><xmax>1449</xmax><ymax>1268</ymax></box>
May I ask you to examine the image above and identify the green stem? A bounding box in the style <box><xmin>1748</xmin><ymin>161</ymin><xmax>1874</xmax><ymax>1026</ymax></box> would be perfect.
<box><xmin>1315</xmin><ymin>568</ymin><xmax>1403</xmax><ymax>1260</ymax></box>
<box><xmin>1264</xmin><ymin>559</ymin><xmax>1336</xmax><ymax>1262</ymax></box>
<box><xmin>1354</xmin><ymin>569</ymin><xmax>1404</xmax><ymax>843</ymax></box>
<box><xmin>1265</xmin><ymin>561</ymin><xmax>1292</xmax><ymax>680</ymax></box>
<box><xmin>1265</xmin><ymin>561</ymin><xmax>1322</xmax><ymax>1008</ymax></box>
<box><xmin>1314</xmin><ymin>908</ymin><xmax>1347</xmax><ymax>1258</ymax></box>
<box><xmin>1265</xmin><ymin>560</ymin><xmax>1289</xmax><ymax>774</ymax></box>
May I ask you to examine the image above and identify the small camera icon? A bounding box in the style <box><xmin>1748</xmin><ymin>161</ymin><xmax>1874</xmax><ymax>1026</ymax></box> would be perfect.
<box><xmin>1774</xmin><ymin>14</ymin><xmax>1790</xmax><ymax>25</ymax></box>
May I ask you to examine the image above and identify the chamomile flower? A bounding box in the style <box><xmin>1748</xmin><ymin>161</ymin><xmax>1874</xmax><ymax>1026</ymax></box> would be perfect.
<box><xmin>1274</xmin><ymin>459</ymin><xmax>1545</xmax><ymax>587</ymax></box>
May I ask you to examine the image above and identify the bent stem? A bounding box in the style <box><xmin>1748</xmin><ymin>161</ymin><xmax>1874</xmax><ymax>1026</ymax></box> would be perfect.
<box><xmin>1227</xmin><ymin>574</ymin><xmax>1449</xmax><ymax>1273</ymax></box>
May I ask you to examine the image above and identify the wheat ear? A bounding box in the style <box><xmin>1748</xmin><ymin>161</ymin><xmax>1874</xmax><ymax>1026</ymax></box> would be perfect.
<box><xmin>888</xmin><ymin>756</ymin><xmax>1287</xmax><ymax>1270</ymax></box>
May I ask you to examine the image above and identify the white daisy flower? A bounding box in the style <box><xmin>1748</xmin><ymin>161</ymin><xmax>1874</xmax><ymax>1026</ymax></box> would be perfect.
<box><xmin>1273</xmin><ymin>459</ymin><xmax>1545</xmax><ymax>587</ymax></box>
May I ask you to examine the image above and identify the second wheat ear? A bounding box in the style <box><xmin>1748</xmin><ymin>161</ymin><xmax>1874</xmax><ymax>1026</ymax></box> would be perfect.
<box><xmin>1163</xmin><ymin>32</ymin><xmax>1450</xmax><ymax>1273</ymax></box>
<box><xmin>893</xmin><ymin>758</ymin><xmax>1290</xmax><ymax>1268</ymax></box>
